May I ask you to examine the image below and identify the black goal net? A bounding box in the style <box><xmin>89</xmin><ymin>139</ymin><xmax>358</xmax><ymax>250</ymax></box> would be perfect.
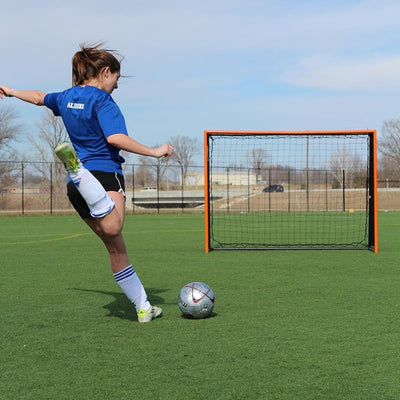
<box><xmin>204</xmin><ymin>130</ymin><xmax>377</xmax><ymax>252</ymax></box>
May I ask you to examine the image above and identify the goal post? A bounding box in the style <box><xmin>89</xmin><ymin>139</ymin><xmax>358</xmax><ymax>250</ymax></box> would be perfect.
<box><xmin>204</xmin><ymin>130</ymin><xmax>378</xmax><ymax>253</ymax></box>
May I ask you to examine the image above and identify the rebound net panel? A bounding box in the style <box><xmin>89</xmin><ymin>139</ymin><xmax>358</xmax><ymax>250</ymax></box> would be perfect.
<box><xmin>204</xmin><ymin>130</ymin><xmax>377</xmax><ymax>252</ymax></box>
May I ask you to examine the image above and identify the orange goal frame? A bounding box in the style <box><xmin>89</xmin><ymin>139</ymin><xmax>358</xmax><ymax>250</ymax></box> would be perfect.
<box><xmin>204</xmin><ymin>130</ymin><xmax>378</xmax><ymax>253</ymax></box>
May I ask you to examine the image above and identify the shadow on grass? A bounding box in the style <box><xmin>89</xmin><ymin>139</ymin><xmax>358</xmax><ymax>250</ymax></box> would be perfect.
<box><xmin>180</xmin><ymin>312</ymin><xmax>218</xmax><ymax>320</ymax></box>
<box><xmin>71</xmin><ymin>287</ymin><xmax>168</xmax><ymax>322</ymax></box>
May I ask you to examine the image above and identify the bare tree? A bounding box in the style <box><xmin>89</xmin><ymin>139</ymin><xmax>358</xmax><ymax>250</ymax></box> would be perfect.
<box><xmin>29</xmin><ymin>109</ymin><xmax>69</xmax><ymax>206</ymax></box>
<box><xmin>0</xmin><ymin>105</ymin><xmax>22</xmax><ymax>189</ymax></box>
<box><xmin>169</xmin><ymin>135</ymin><xmax>200</xmax><ymax>180</ymax></box>
<box><xmin>138</xmin><ymin>148</ymin><xmax>172</xmax><ymax>190</ymax></box>
<box><xmin>329</xmin><ymin>148</ymin><xmax>363</xmax><ymax>188</ymax></box>
<box><xmin>380</xmin><ymin>119</ymin><xmax>400</xmax><ymax>168</ymax></box>
<box><xmin>32</xmin><ymin>109</ymin><xmax>69</xmax><ymax>162</ymax></box>
<box><xmin>379</xmin><ymin>153</ymin><xmax>400</xmax><ymax>181</ymax></box>
<box><xmin>250</xmin><ymin>148</ymin><xmax>270</xmax><ymax>183</ymax></box>
<box><xmin>135</xmin><ymin>158</ymin><xmax>156</xmax><ymax>188</ymax></box>
<box><xmin>0</xmin><ymin>105</ymin><xmax>21</xmax><ymax>159</ymax></box>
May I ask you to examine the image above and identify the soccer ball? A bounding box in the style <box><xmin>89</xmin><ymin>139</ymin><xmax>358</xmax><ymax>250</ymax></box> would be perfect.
<box><xmin>178</xmin><ymin>282</ymin><xmax>215</xmax><ymax>319</ymax></box>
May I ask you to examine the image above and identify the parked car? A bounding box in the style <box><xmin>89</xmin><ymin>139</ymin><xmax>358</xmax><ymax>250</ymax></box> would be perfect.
<box><xmin>262</xmin><ymin>184</ymin><xmax>284</xmax><ymax>192</ymax></box>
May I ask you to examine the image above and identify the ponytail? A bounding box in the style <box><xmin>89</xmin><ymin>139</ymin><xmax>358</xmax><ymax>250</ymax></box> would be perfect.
<box><xmin>72</xmin><ymin>43</ymin><xmax>122</xmax><ymax>86</ymax></box>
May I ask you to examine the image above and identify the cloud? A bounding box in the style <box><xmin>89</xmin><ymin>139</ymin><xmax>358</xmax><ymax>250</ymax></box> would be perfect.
<box><xmin>4</xmin><ymin>0</ymin><xmax>399</xmax><ymax>54</ymax></box>
<box><xmin>2</xmin><ymin>0</ymin><xmax>400</xmax><ymax>151</ymax></box>
<box><xmin>280</xmin><ymin>55</ymin><xmax>400</xmax><ymax>92</ymax></box>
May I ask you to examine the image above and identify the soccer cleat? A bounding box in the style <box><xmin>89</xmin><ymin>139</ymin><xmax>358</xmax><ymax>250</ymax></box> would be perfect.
<box><xmin>137</xmin><ymin>305</ymin><xmax>163</xmax><ymax>323</ymax></box>
<box><xmin>54</xmin><ymin>142</ymin><xmax>81</xmax><ymax>172</ymax></box>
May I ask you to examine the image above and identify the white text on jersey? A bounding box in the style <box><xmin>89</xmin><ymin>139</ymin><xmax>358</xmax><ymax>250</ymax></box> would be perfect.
<box><xmin>67</xmin><ymin>102</ymin><xmax>85</xmax><ymax>110</ymax></box>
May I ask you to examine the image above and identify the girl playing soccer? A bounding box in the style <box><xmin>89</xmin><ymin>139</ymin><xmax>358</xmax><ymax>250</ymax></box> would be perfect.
<box><xmin>0</xmin><ymin>43</ymin><xmax>174</xmax><ymax>322</ymax></box>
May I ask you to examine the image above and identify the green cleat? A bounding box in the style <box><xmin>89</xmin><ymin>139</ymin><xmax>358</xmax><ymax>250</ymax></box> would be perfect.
<box><xmin>138</xmin><ymin>305</ymin><xmax>163</xmax><ymax>323</ymax></box>
<box><xmin>54</xmin><ymin>142</ymin><xmax>81</xmax><ymax>172</ymax></box>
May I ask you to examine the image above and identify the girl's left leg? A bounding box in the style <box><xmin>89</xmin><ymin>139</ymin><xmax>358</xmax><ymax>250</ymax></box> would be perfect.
<box><xmin>85</xmin><ymin>190</ymin><xmax>128</xmax><ymax>272</ymax></box>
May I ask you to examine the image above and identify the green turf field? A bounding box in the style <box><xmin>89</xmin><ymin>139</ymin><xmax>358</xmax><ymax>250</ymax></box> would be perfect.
<box><xmin>210</xmin><ymin>211</ymin><xmax>371</xmax><ymax>249</ymax></box>
<box><xmin>1</xmin><ymin>212</ymin><xmax>399</xmax><ymax>400</ymax></box>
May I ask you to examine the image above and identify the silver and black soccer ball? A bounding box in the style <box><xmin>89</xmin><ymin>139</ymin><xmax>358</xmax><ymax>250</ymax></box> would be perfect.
<box><xmin>178</xmin><ymin>282</ymin><xmax>215</xmax><ymax>319</ymax></box>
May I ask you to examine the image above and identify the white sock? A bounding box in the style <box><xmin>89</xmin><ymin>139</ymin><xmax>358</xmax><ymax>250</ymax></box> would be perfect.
<box><xmin>113</xmin><ymin>265</ymin><xmax>150</xmax><ymax>313</ymax></box>
<box><xmin>70</xmin><ymin>166</ymin><xmax>115</xmax><ymax>218</ymax></box>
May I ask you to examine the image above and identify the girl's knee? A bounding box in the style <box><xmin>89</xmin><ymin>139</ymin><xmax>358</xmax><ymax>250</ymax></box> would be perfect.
<box><xmin>101</xmin><ymin>222</ymin><xmax>123</xmax><ymax>238</ymax></box>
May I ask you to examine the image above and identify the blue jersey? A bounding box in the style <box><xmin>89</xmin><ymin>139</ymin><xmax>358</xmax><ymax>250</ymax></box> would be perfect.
<box><xmin>44</xmin><ymin>85</ymin><xmax>128</xmax><ymax>175</ymax></box>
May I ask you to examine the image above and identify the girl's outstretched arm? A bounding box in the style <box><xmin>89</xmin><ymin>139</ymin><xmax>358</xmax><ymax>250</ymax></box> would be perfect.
<box><xmin>107</xmin><ymin>133</ymin><xmax>174</xmax><ymax>158</ymax></box>
<box><xmin>0</xmin><ymin>85</ymin><xmax>46</xmax><ymax>105</ymax></box>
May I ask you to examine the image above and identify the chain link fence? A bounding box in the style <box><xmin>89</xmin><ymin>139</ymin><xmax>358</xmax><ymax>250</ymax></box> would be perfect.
<box><xmin>0</xmin><ymin>161</ymin><xmax>205</xmax><ymax>215</ymax></box>
<box><xmin>0</xmin><ymin>161</ymin><xmax>399</xmax><ymax>215</ymax></box>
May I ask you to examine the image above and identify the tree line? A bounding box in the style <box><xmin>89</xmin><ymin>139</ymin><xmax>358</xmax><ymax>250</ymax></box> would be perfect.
<box><xmin>1</xmin><ymin>105</ymin><xmax>400</xmax><ymax>186</ymax></box>
<box><xmin>0</xmin><ymin>107</ymin><xmax>201</xmax><ymax>191</ymax></box>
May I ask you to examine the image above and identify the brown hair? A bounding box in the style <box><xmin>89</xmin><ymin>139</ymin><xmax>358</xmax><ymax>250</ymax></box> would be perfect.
<box><xmin>72</xmin><ymin>43</ymin><xmax>122</xmax><ymax>86</ymax></box>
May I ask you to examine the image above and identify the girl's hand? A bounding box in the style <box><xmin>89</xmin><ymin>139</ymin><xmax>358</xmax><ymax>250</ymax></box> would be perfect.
<box><xmin>154</xmin><ymin>143</ymin><xmax>174</xmax><ymax>158</ymax></box>
<box><xmin>0</xmin><ymin>86</ymin><xmax>13</xmax><ymax>99</ymax></box>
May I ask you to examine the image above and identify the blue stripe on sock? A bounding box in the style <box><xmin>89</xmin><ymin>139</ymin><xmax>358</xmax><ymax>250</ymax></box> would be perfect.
<box><xmin>113</xmin><ymin>265</ymin><xmax>135</xmax><ymax>282</ymax></box>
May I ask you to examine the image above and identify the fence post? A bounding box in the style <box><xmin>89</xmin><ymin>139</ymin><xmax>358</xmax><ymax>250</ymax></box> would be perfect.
<box><xmin>226</xmin><ymin>167</ymin><xmax>230</xmax><ymax>214</ymax></box>
<box><xmin>325</xmin><ymin>171</ymin><xmax>328</xmax><ymax>212</ymax></box>
<box><xmin>50</xmin><ymin>163</ymin><xmax>53</xmax><ymax>214</ymax></box>
<box><xmin>268</xmin><ymin>169</ymin><xmax>271</xmax><ymax>213</ymax></box>
<box><xmin>247</xmin><ymin>169</ymin><xmax>250</xmax><ymax>213</ymax></box>
<box><xmin>181</xmin><ymin>165</ymin><xmax>184</xmax><ymax>213</ymax></box>
<box><xmin>21</xmin><ymin>162</ymin><xmax>25</xmax><ymax>215</ymax></box>
<box><xmin>132</xmin><ymin>163</ymin><xmax>135</xmax><ymax>214</ymax></box>
<box><xmin>342</xmin><ymin>169</ymin><xmax>346</xmax><ymax>212</ymax></box>
<box><xmin>288</xmin><ymin>169</ymin><xmax>291</xmax><ymax>213</ymax></box>
<box><xmin>156</xmin><ymin>162</ymin><xmax>160</xmax><ymax>214</ymax></box>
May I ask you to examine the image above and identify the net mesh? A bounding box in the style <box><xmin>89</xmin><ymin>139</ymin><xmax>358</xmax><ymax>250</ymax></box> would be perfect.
<box><xmin>207</xmin><ymin>133</ymin><xmax>372</xmax><ymax>250</ymax></box>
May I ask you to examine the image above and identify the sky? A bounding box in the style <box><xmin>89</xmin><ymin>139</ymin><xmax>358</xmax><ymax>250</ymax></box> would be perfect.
<box><xmin>2</xmin><ymin>0</ymin><xmax>400</xmax><ymax>163</ymax></box>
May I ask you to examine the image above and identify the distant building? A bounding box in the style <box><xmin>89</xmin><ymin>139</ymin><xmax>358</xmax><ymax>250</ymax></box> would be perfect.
<box><xmin>182</xmin><ymin>170</ymin><xmax>259</xmax><ymax>186</ymax></box>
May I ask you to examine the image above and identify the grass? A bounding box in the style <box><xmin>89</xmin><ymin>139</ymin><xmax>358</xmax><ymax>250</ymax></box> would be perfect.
<box><xmin>1</xmin><ymin>212</ymin><xmax>400</xmax><ymax>399</ymax></box>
